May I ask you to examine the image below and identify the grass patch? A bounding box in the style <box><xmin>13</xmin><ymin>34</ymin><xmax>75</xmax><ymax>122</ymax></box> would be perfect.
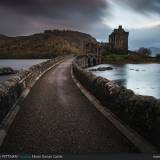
<box><xmin>102</xmin><ymin>53</ymin><xmax>160</xmax><ymax>64</ymax></box>
<box><xmin>103</xmin><ymin>54</ymin><xmax>128</xmax><ymax>62</ymax></box>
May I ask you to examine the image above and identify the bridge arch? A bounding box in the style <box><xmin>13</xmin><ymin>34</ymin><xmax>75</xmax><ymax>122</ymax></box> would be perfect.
<box><xmin>92</xmin><ymin>58</ymin><xmax>97</xmax><ymax>66</ymax></box>
<box><xmin>88</xmin><ymin>58</ymin><xmax>91</xmax><ymax>67</ymax></box>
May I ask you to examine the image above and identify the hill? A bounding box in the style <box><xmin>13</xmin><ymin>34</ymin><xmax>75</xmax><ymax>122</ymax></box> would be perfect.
<box><xmin>0</xmin><ymin>34</ymin><xmax>7</xmax><ymax>38</ymax></box>
<box><xmin>0</xmin><ymin>30</ymin><xmax>96</xmax><ymax>59</ymax></box>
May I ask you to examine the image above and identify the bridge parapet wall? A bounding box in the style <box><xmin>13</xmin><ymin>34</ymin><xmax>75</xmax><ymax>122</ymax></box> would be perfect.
<box><xmin>72</xmin><ymin>55</ymin><xmax>160</xmax><ymax>147</ymax></box>
<box><xmin>0</xmin><ymin>56</ymin><xmax>63</xmax><ymax>123</ymax></box>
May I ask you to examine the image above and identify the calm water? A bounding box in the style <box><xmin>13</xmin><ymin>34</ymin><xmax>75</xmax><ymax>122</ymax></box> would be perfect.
<box><xmin>88</xmin><ymin>64</ymin><xmax>160</xmax><ymax>99</ymax></box>
<box><xmin>0</xmin><ymin>59</ymin><xmax>48</xmax><ymax>81</ymax></box>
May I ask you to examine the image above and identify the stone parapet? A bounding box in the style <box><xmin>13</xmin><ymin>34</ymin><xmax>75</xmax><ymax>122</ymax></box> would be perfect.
<box><xmin>72</xmin><ymin>55</ymin><xmax>160</xmax><ymax>148</ymax></box>
<box><xmin>0</xmin><ymin>56</ymin><xmax>63</xmax><ymax>123</ymax></box>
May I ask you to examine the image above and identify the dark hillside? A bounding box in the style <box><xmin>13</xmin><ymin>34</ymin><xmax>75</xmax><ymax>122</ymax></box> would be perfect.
<box><xmin>0</xmin><ymin>30</ymin><xmax>96</xmax><ymax>59</ymax></box>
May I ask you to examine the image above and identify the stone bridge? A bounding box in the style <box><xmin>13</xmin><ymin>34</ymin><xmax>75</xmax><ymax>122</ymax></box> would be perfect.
<box><xmin>0</xmin><ymin>55</ymin><xmax>158</xmax><ymax>154</ymax></box>
<box><xmin>75</xmin><ymin>54</ymin><xmax>101</xmax><ymax>68</ymax></box>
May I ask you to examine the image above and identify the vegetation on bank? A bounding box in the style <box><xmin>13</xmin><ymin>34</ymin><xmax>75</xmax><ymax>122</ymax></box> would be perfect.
<box><xmin>102</xmin><ymin>48</ymin><xmax>160</xmax><ymax>64</ymax></box>
<box><xmin>102</xmin><ymin>54</ymin><xmax>128</xmax><ymax>63</ymax></box>
<box><xmin>102</xmin><ymin>54</ymin><xmax>160</xmax><ymax>64</ymax></box>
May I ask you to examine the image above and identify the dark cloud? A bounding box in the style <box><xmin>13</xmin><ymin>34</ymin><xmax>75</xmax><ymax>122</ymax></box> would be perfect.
<box><xmin>87</xmin><ymin>24</ymin><xmax>112</xmax><ymax>42</ymax></box>
<box><xmin>0</xmin><ymin>0</ymin><xmax>159</xmax><ymax>50</ymax></box>
<box><xmin>116</xmin><ymin>0</ymin><xmax>160</xmax><ymax>14</ymax></box>
<box><xmin>0</xmin><ymin>0</ymin><xmax>107</xmax><ymax>19</ymax></box>
<box><xmin>0</xmin><ymin>0</ymin><xmax>108</xmax><ymax>36</ymax></box>
<box><xmin>129</xmin><ymin>25</ymin><xmax>160</xmax><ymax>49</ymax></box>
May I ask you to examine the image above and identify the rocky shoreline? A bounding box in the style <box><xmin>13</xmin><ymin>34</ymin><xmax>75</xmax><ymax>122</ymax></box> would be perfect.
<box><xmin>0</xmin><ymin>67</ymin><xmax>17</xmax><ymax>76</ymax></box>
<box><xmin>89</xmin><ymin>66</ymin><xmax>113</xmax><ymax>71</ymax></box>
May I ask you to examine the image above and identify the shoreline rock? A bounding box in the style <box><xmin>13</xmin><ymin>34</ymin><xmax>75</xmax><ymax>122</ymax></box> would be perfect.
<box><xmin>90</xmin><ymin>66</ymin><xmax>113</xmax><ymax>72</ymax></box>
<box><xmin>0</xmin><ymin>67</ymin><xmax>17</xmax><ymax>75</ymax></box>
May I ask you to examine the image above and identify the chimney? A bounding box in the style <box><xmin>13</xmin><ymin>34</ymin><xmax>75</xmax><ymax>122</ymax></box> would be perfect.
<box><xmin>119</xmin><ymin>25</ymin><xmax>122</xmax><ymax>29</ymax></box>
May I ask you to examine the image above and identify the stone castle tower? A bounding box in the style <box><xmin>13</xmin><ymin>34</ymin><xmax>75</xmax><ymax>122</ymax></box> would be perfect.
<box><xmin>107</xmin><ymin>25</ymin><xmax>129</xmax><ymax>53</ymax></box>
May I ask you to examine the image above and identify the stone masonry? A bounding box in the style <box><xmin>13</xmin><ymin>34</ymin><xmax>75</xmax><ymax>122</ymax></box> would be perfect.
<box><xmin>107</xmin><ymin>25</ymin><xmax>129</xmax><ymax>53</ymax></box>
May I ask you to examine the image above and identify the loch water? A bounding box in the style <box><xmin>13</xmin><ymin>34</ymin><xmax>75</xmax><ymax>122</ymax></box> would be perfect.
<box><xmin>0</xmin><ymin>59</ymin><xmax>48</xmax><ymax>81</ymax></box>
<box><xmin>88</xmin><ymin>63</ymin><xmax>160</xmax><ymax>99</ymax></box>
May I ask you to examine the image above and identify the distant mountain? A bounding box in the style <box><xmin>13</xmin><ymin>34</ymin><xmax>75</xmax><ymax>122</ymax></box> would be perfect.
<box><xmin>0</xmin><ymin>30</ymin><xmax>96</xmax><ymax>59</ymax></box>
<box><xmin>149</xmin><ymin>47</ymin><xmax>160</xmax><ymax>57</ymax></box>
<box><xmin>0</xmin><ymin>34</ymin><xmax>7</xmax><ymax>38</ymax></box>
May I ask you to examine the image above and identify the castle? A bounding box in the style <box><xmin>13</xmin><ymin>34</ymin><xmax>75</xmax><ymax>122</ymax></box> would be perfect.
<box><xmin>107</xmin><ymin>25</ymin><xmax>129</xmax><ymax>53</ymax></box>
<box><xmin>84</xmin><ymin>25</ymin><xmax>129</xmax><ymax>55</ymax></box>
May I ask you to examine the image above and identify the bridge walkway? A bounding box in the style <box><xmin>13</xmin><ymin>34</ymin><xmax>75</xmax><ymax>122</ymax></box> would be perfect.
<box><xmin>0</xmin><ymin>58</ymin><xmax>136</xmax><ymax>153</ymax></box>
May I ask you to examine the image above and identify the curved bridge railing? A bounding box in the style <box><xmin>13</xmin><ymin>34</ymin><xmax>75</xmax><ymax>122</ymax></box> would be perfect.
<box><xmin>72</xmin><ymin>54</ymin><xmax>160</xmax><ymax>148</ymax></box>
<box><xmin>0</xmin><ymin>56</ymin><xmax>64</xmax><ymax>124</ymax></box>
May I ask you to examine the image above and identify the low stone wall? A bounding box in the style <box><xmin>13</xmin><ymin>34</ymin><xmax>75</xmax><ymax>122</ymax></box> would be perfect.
<box><xmin>72</xmin><ymin>55</ymin><xmax>160</xmax><ymax>148</ymax></box>
<box><xmin>0</xmin><ymin>56</ymin><xmax>63</xmax><ymax>123</ymax></box>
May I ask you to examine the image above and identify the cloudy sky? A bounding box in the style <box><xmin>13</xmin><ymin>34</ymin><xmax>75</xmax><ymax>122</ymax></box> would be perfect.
<box><xmin>0</xmin><ymin>0</ymin><xmax>160</xmax><ymax>49</ymax></box>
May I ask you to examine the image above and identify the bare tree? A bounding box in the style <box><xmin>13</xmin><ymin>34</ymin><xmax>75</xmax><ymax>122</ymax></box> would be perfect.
<box><xmin>137</xmin><ymin>47</ymin><xmax>152</xmax><ymax>57</ymax></box>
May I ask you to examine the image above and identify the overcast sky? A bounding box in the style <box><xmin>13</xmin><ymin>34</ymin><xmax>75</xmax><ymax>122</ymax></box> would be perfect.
<box><xmin>0</xmin><ymin>0</ymin><xmax>160</xmax><ymax>49</ymax></box>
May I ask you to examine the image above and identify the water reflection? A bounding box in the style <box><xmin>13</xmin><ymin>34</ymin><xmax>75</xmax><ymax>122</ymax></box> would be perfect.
<box><xmin>88</xmin><ymin>64</ymin><xmax>160</xmax><ymax>99</ymax></box>
<box><xmin>0</xmin><ymin>59</ymin><xmax>48</xmax><ymax>70</ymax></box>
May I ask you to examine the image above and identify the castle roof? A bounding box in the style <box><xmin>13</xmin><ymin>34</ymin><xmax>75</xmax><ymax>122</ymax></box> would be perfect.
<box><xmin>110</xmin><ymin>25</ymin><xmax>129</xmax><ymax>36</ymax></box>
